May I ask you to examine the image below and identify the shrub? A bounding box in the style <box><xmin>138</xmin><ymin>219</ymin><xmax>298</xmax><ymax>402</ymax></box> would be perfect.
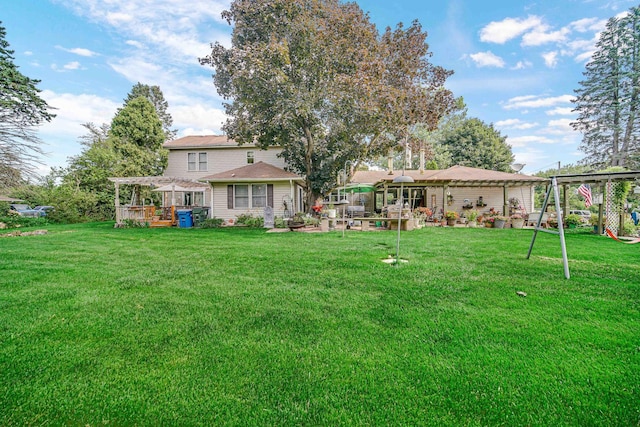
<box><xmin>120</xmin><ymin>219</ymin><xmax>149</xmax><ymax>228</ymax></box>
<box><xmin>565</xmin><ymin>214</ymin><xmax>583</xmax><ymax>226</ymax></box>
<box><xmin>0</xmin><ymin>214</ymin><xmax>48</xmax><ymax>229</ymax></box>
<box><xmin>235</xmin><ymin>213</ymin><xmax>264</xmax><ymax>228</ymax></box>
<box><xmin>200</xmin><ymin>217</ymin><xmax>224</xmax><ymax>228</ymax></box>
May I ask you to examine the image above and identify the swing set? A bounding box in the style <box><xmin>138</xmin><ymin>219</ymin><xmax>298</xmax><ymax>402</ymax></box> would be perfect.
<box><xmin>527</xmin><ymin>170</ymin><xmax>640</xmax><ymax>279</ymax></box>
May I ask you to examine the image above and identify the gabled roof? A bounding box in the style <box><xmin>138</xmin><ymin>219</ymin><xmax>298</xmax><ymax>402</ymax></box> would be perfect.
<box><xmin>164</xmin><ymin>135</ymin><xmax>248</xmax><ymax>149</ymax></box>
<box><xmin>200</xmin><ymin>161</ymin><xmax>303</xmax><ymax>182</ymax></box>
<box><xmin>352</xmin><ymin>165</ymin><xmax>547</xmax><ymax>187</ymax></box>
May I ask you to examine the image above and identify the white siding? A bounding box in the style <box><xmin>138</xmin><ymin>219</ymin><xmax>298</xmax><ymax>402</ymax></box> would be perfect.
<box><xmin>210</xmin><ymin>182</ymin><xmax>299</xmax><ymax>222</ymax></box>
<box><xmin>442</xmin><ymin>186</ymin><xmax>535</xmax><ymax>215</ymax></box>
<box><xmin>165</xmin><ymin>146</ymin><xmax>285</xmax><ymax>179</ymax></box>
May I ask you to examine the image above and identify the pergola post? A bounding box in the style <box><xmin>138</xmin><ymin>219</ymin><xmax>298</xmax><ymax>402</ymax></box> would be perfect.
<box><xmin>503</xmin><ymin>185</ymin><xmax>509</xmax><ymax>216</ymax></box>
<box><xmin>114</xmin><ymin>182</ymin><xmax>120</xmax><ymax>224</ymax></box>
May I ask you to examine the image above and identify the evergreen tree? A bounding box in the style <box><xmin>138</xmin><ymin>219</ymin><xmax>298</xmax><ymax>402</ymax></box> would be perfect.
<box><xmin>572</xmin><ymin>6</ymin><xmax>640</xmax><ymax>168</ymax></box>
<box><xmin>0</xmin><ymin>22</ymin><xmax>55</xmax><ymax>185</ymax></box>
<box><xmin>123</xmin><ymin>83</ymin><xmax>177</xmax><ymax>141</ymax></box>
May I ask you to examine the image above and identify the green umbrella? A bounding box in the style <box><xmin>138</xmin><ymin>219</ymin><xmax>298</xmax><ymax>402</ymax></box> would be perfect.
<box><xmin>343</xmin><ymin>183</ymin><xmax>375</xmax><ymax>193</ymax></box>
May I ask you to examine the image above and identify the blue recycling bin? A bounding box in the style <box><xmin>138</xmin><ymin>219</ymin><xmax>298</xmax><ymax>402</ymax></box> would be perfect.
<box><xmin>177</xmin><ymin>209</ymin><xmax>193</xmax><ymax>228</ymax></box>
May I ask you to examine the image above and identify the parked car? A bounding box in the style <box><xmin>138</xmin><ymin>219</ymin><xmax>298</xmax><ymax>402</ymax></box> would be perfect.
<box><xmin>569</xmin><ymin>209</ymin><xmax>591</xmax><ymax>223</ymax></box>
<box><xmin>9</xmin><ymin>204</ymin><xmax>40</xmax><ymax>217</ymax></box>
<box><xmin>33</xmin><ymin>205</ymin><xmax>54</xmax><ymax>217</ymax></box>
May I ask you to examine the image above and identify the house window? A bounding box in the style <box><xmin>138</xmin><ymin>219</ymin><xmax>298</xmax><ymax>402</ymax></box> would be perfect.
<box><xmin>228</xmin><ymin>184</ymin><xmax>274</xmax><ymax>209</ymax></box>
<box><xmin>247</xmin><ymin>151</ymin><xmax>254</xmax><ymax>164</ymax></box>
<box><xmin>234</xmin><ymin>185</ymin><xmax>249</xmax><ymax>208</ymax></box>
<box><xmin>188</xmin><ymin>152</ymin><xmax>207</xmax><ymax>171</ymax></box>
<box><xmin>252</xmin><ymin>184</ymin><xmax>267</xmax><ymax>208</ymax></box>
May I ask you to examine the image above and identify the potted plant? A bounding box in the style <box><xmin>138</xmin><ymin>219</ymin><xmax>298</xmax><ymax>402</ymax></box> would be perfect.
<box><xmin>564</xmin><ymin>213</ymin><xmax>583</xmax><ymax>229</ymax></box>
<box><xmin>589</xmin><ymin>214</ymin><xmax>604</xmax><ymax>233</ymax></box>
<box><xmin>444</xmin><ymin>210</ymin><xmax>459</xmax><ymax>226</ymax></box>
<box><xmin>326</xmin><ymin>203</ymin><xmax>336</xmax><ymax>219</ymax></box>
<box><xmin>510</xmin><ymin>213</ymin><xmax>525</xmax><ymax>229</ymax></box>
<box><xmin>467</xmin><ymin>210</ymin><xmax>479</xmax><ymax>227</ymax></box>
<box><xmin>493</xmin><ymin>215</ymin><xmax>508</xmax><ymax>229</ymax></box>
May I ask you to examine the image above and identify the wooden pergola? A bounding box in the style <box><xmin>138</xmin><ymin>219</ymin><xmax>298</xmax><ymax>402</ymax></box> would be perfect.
<box><xmin>108</xmin><ymin>176</ymin><xmax>210</xmax><ymax>226</ymax></box>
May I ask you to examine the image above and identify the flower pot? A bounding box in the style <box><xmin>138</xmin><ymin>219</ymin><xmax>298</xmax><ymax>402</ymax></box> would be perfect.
<box><xmin>468</xmin><ymin>220</ymin><xmax>477</xmax><ymax>228</ymax></box>
<box><xmin>327</xmin><ymin>209</ymin><xmax>336</xmax><ymax>218</ymax></box>
<box><xmin>494</xmin><ymin>219</ymin><xmax>506</xmax><ymax>229</ymax></box>
<box><xmin>511</xmin><ymin>218</ymin><xmax>524</xmax><ymax>229</ymax></box>
<box><xmin>446</xmin><ymin>218</ymin><xmax>456</xmax><ymax>226</ymax></box>
<box><xmin>485</xmin><ymin>221</ymin><xmax>493</xmax><ymax>228</ymax></box>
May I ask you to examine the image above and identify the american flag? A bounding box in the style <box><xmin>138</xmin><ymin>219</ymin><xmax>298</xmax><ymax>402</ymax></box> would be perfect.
<box><xmin>578</xmin><ymin>184</ymin><xmax>593</xmax><ymax>208</ymax></box>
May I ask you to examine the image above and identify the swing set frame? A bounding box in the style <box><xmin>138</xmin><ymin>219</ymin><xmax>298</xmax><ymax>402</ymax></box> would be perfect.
<box><xmin>527</xmin><ymin>170</ymin><xmax>640</xmax><ymax>279</ymax></box>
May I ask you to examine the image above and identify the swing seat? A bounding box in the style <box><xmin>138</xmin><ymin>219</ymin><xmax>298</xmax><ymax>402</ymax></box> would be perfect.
<box><xmin>605</xmin><ymin>228</ymin><xmax>640</xmax><ymax>244</ymax></box>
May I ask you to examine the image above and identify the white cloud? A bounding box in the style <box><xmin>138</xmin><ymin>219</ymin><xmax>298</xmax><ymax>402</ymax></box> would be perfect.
<box><xmin>63</xmin><ymin>61</ymin><xmax>82</xmax><ymax>70</ymax></box>
<box><xmin>546</xmin><ymin>107</ymin><xmax>575</xmax><ymax>116</ymax></box>
<box><xmin>506</xmin><ymin>135</ymin><xmax>556</xmax><ymax>147</ymax></box>
<box><xmin>480</xmin><ymin>16</ymin><xmax>543</xmax><ymax>44</ymax></box>
<box><xmin>495</xmin><ymin>119</ymin><xmax>539</xmax><ymax>130</ymax></box>
<box><xmin>40</xmin><ymin>90</ymin><xmax>120</xmax><ymax>137</ymax></box>
<box><xmin>511</xmin><ymin>60</ymin><xmax>533</xmax><ymax>70</ymax></box>
<box><xmin>546</xmin><ymin>118</ymin><xmax>575</xmax><ymax>133</ymax></box>
<box><xmin>542</xmin><ymin>51</ymin><xmax>559</xmax><ymax>68</ymax></box>
<box><xmin>56</xmin><ymin>45</ymin><xmax>98</xmax><ymax>57</ymax></box>
<box><xmin>575</xmin><ymin>50</ymin><xmax>595</xmax><ymax>63</ymax></box>
<box><xmin>171</xmin><ymin>104</ymin><xmax>227</xmax><ymax>135</ymax></box>
<box><xmin>503</xmin><ymin>94</ymin><xmax>574</xmax><ymax>110</ymax></box>
<box><xmin>468</xmin><ymin>51</ymin><xmax>505</xmax><ymax>68</ymax></box>
<box><xmin>569</xmin><ymin>17</ymin><xmax>607</xmax><ymax>33</ymax></box>
<box><xmin>522</xmin><ymin>26</ymin><xmax>570</xmax><ymax>47</ymax></box>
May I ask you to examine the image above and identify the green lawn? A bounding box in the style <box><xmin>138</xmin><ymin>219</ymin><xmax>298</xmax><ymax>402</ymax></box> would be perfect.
<box><xmin>1</xmin><ymin>222</ymin><xmax>638</xmax><ymax>426</ymax></box>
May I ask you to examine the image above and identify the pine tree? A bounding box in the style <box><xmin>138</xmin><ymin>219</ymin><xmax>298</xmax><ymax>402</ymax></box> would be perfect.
<box><xmin>572</xmin><ymin>6</ymin><xmax>640</xmax><ymax>168</ymax></box>
<box><xmin>123</xmin><ymin>83</ymin><xmax>177</xmax><ymax>141</ymax></box>
<box><xmin>0</xmin><ymin>22</ymin><xmax>55</xmax><ymax>185</ymax></box>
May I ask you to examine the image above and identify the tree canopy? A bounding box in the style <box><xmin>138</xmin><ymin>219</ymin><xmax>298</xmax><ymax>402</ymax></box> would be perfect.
<box><xmin>435</xmin><ymin>117</ymin><xmax>514</xmax><ymax>172</ymax></box>
<box><xmin>124</xmin><ymin>83</ymin><xmax>177</xmax><ymax>141</ymax></box>
<box><xmin>0</xmin><ymin>22</ymin><xmax>55</xmax><ymax>186</ymax></box>
<box><xmin>572</xmin><ymin>5</ymin><xmax>640</xmax><ymax>169</ymax></box>
<box><xmin>200</xmin><ymin>0</ymin><xmax>455</xmax><ymax>209</ymax></box>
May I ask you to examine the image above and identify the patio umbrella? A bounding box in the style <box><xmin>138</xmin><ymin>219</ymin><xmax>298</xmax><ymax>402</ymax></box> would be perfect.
<box><xmin>343</xmin><ymin>183</ymin><xmax>375</xmax><ymax>193</ymax></box>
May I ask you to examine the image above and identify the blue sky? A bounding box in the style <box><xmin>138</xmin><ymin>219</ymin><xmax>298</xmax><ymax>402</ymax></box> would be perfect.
<box><xmin>2</xmin><ymin>0</ymin><xmax>638</xmax><ymax>176</ymax></box>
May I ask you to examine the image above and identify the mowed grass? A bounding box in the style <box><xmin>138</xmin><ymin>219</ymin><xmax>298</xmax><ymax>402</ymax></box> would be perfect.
<box><xmin>0</xmin><ymin>222</ymin><xmax>638</xmax><ymax>426</ymax></box>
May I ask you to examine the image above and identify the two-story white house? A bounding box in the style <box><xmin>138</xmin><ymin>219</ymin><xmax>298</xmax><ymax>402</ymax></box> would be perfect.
<box><xmin>162</xmin><ymin>135</ymin><xmax>305</xmax><ymax>222</ymax></box>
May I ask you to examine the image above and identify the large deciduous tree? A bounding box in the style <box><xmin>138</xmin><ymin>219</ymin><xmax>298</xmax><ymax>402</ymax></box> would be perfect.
<box><xmin>437</xmin><ymin>118</ymin><xmax>514</xmax><ymax>172</ymax></box>
<box><xmin>200</xmin><ymin>0</ymin><xmax>454</xmax><ymax>209</ymax></box>
<box><xmin>572</xmin><ymin>6</ymin><xmax>640</xmax><ymax>168</ymax></box>
<box><xmin>0</xmin><ymin>22</ymin><xmax>55</xmax><ymax>186</ymax></box>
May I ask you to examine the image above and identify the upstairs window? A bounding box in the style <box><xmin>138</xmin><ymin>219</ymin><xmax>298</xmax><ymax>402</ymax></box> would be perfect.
<box><xmin>199</xmin><ymin>153</ymin><xmax>207</xmax><ymax>171</ymax></box>
<box><xmin>188</xmin><ymin>152</ymin><xmax>207</xmax><ymax>171</ymax></box>
<box><xmin>247</xmin><ymin>151</ymin><xmax>255</xmax><ymax>164</ymax></box>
